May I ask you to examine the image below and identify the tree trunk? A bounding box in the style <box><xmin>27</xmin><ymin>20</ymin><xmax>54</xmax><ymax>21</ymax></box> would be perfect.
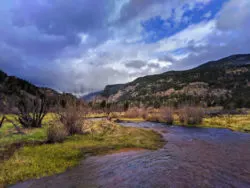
<box><xmin>0</xmin><ymin>116</ymin><xmax>5</xmax><ymax>128</ymax></box>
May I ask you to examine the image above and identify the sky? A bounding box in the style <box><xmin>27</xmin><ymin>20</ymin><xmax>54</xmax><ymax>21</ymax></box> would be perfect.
<box><xmin>0</xmin><ymin>0</ymin><xmax>250</xmax><ymax>95</ymax></box>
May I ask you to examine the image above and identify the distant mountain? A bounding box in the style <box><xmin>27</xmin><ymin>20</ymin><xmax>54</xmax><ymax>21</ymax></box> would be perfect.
<box><xmin>81</xmin><ymin>91</ymin><xmax>103</xmax><ymax>102</ymax></box>
<box><xmin>98</xmin><ymin>54</ymin><xmax>250</xmax><ymax>108</ymax></box>
<box><xmin>0</xmin><ymin>70</ymin><xmax>76</xmax><ymax>113</ymax></box>
<box><xmin>195</xmin><ymin>54</ymin><xmax>250</xmax><ymax>69</ymax></box>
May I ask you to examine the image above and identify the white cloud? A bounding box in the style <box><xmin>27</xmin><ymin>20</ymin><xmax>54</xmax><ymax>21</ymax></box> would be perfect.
<box><xmin>53</xmin><ymin>0</ymin><xmax>250</xmax><ymax>93</ymax></box>
<box><xmin>41</xmin><ymin>0</ymin><xmax>250</xmax><ymax>94</ymax></box>
<box><xmin>217</xmin><ymin>0</ymin><xmax>250</xmax><ymax>31</ymax></box>
<box><xmin>2</xmin><ymin>0</ymin><xmax>250</xmax><ymax>95</ymax></box>
<box><xmin>157</xmin><ymin>20</ymin><xmax>216</xmax><ymax>52</ymax></box>
<box><xmin>203</xmin><ymin>11</ymin><xmax>212</xmax><ymax>19</ymax></box>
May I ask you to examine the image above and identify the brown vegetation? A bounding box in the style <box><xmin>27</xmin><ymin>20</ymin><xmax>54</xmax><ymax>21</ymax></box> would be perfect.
<box><xmin>179</xmin><ymin>106</ymin><xmax>204</xmax><ymax>125</ymax></box>
<box><xmin>47</xmin><ymin>122</ymin><xmax>68</xmax><ymax>143</ymax></box>
<box><xmin>0</xmin><ymin>116</ymin><xmax>5</xmax><ymax>128</ymax></box>
<box><xmin>15</xmin><ymin>93</ymin><xmax>49</xmax><ymax>128</ymax></box>
<box><xmin>123</xmin><ymin>107</ymin><xmax>142</xmax><ymax>118</ymax></box>
<box><xmin>160</xmin><ymin>107</ymin><xmax>174</xmax><ymax>124</ymax></box>
<box><xmin>144</xmin><ymin>112</ymin><xmax>161</xmax><ymax>122</ymax></box>
<box><xmin>56</xmin><ymin>98</ymin><xmax>86</xmax><ymax>135</ymax></box>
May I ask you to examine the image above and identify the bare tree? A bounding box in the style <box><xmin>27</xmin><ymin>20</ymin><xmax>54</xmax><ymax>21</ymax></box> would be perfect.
<box><xmin>4</xmin><ymin>116</ymin><xmax>24</xmax><ymax>134</ymax></box>
<box><xmin>0</xmin><ymin>95</ymin><xmax>6</xmax><ymax>128</ymax></box>
<box><xmin>0</xmin><ymin>115</ymin><xmax>5</xmax><ymax>128</ymax></box>
<box><xmin>15</xmin><ymin>93</ymin><xmax>49</xmax><ymax>128</ymax></box>
<box><xmin>0</xmin><ymin>105</ymin><xmax>24</xmax><ymax>133</ymax></box>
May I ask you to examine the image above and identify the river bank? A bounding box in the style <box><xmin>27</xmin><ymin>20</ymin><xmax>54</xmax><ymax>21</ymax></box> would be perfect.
<box><xmin>11</xmin><ymin>121</ymin><xmax>250</xmax><ymax>188</ymax></box>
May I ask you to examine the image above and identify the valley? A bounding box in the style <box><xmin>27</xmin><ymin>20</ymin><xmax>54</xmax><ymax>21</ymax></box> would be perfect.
<box><xmin>1</xmin><ymin>54</ymin><xmax>250</xmax><ymax>187</ymax></box>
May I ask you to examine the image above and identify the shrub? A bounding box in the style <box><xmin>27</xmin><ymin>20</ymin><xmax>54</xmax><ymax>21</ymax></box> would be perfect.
<box><xmin>15</xmin><ymin>93</ymin><xmax>49</xmax><ymax>128</ymax></box>
<box><xmin>123</xmin><ymin>107</ymin><xmax>141</xmax><ymax>118</ymax></box>
<box><xmin>179</xmin><ymin>107</ymin><xmax>204</xmax><ymax>125</ymax></box>
<box><xmin>110</xmin><ymin>112</ymin><xmax>119</xmax><ymax>119</ymax></box>
<box><xmin>123</xmin><ymin>107</ymin><xmax>149</xmax><ymax>119</ymax></box>
<box><xmin>146</xmin><ymin>107</ymin><xmax>155</xmax><ymax>113</ymax></box>
<box><xmin>58</xmin><ymin>109</ymin><xmax>84</xmax><ymax>135</ymax></box>
<box><xmin>139</xmin><ymin>108</ymin><xmax>148</xmax><ymax>119</ymax></box>
<box><xmin>56</xmin><ymin>98</ymin><xmax>85</xmax><ymax>135</ymax></box>
<box><xmin>145</xmin><ymin>113</ymin><xmax>161</xmax><ymax>122</ymax></box>
<box><xmin>47</xmin><ymin>122</ymin><xmax>68</xmax><ymax>143</ymax></box>
<box><xmin>0</xmin><ymin>115</ymin><xmax>5</xmax><ymax>128</ymax></box>
<box><xmin>141</xmin><ymin>110</ymin><xmax>148</xmax><ymax>120</ymax></box>
<box><xmin>160</xmin><ymin>107</ymin><xmax>174</xmax><ymax>124</ymax></box>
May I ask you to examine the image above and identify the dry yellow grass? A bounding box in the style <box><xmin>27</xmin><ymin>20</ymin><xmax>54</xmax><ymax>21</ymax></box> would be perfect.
<box><xmin>203</xmin><ymin>114</ymin><xmax>250</xmax><ymax>132</ymax></box>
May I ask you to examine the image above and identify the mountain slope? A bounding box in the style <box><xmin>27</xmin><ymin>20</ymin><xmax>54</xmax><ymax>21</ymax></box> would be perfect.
<box><xmin>0</xmin><ymin>70</ymin><xmax>75</xmax><ymax>113</ymax></box>
<box><xmin>99</xmin><ymin>54</ymin><xmax>250</xmax><ymax>108</ymax></box>
<box><xmin>81</xmin><ymin>91</ymin><xmax>103</xmax><ymax>102</ymax></box>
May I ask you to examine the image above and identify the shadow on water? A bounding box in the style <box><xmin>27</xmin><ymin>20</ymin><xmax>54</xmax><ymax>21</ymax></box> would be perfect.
<box><xmin>12</xmin><ymin>122</ymin><xmax>250</xmax><ymax>188</ymax></box>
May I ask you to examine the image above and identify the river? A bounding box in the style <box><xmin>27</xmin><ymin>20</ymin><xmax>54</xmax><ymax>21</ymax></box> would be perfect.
<box><xmin>12</xmin><ymin>122</ymin><xmax>250</xmax><ymax>188</ymax></box>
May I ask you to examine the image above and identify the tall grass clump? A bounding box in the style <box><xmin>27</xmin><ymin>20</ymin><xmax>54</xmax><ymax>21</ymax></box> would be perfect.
<box><xmin>47</xmin><ymin>122</ymin><xmax>68</xmax><ymax>143</ymax></box>
<box><xmin>179</xmin><ymin>106</ymin><xmax>204</xmax><ymax>125</ymax></box>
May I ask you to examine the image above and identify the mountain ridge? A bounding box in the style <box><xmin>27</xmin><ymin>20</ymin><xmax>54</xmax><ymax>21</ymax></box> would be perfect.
<box><xmin>94</xmin><ymin>54</ymin><xmax>250</xmax><ymax>108</ymax></box>
<box><xmin>102</xmin><ymin>53</ymin><xmax>250</xmax><ymax>92</ymax></box>
<box><xmin>0</xmin><ymin>69</ymin><xmax>76</xmax><ymax>112</ymax></box>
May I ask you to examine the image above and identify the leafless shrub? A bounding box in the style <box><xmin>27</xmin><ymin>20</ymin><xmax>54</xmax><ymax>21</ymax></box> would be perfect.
<box><xmin>146</xmin><ymin>107</ymin><xmax>155</xmax><ymax>113</ymax></box>
<box><xmin>56</xmin><ymin>98</ymin><xmax>86</xmax><ymax>135</ymax></box>
<box><xmin>0</xmin><ymin>93</ymin><xmax>49</xmax><ymax>133</ymax></box>
<box><xmin>123</xmin><ymin>107</ymin><xmax>141</xmax><ymax>118</ymax></box>
<box><xmin>204</xmin><ymin>106</ymin><xmax>223</xmax><ymax>117</ymax></box>
<box><xmin>160</xmin><ymin>107</ymin><xmax>174</xmax><ymax>124</ymax></box>
<box><xmin>141</xmin><ymin>108</ymin><xmax>148</xmax><ymax>120</ymax></box>
<box><xmin>110</xmin><ymin>112</ymin><xmax>120</xmax><ymax>118</ymax></box>
<box><xmin>47</xmin><ymin>121</ymin><xmax>68</xmax><ymax>143</ymax></box>
<box><xmin>179</xmin><ymin>106</ymin><xmax>204</xmax><ymax>125</ymax></box>
<box><xmin>145</xmin><ymin>112</ymin><xmax>161</xmax><ymax>122</ymax></box>
<box><xmin>0</xmin><ymin>115</ymin><xmax>5</xmax><ymax>128</ymax></box>
<box><xmin>15</xmin><ymin>93</ymin><xmax>49</xmax><ymax>128</ymax></box>
<box><xmin>4</xmin><ymin>116</ymin><xmax>24</xmax><ymax>134</ymax></box>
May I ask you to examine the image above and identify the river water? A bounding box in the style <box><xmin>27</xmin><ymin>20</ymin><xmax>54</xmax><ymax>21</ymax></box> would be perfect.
<box><xmin>12</xmin><ymin>122</ymin><xmax>250</xmax><ymax>188</ymax></box>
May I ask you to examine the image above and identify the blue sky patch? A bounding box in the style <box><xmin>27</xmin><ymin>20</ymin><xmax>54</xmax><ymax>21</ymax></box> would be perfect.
<box><xmin>141</xmin><ymin>0</ymin><xmax>228</xmax><ymax>43</ymax></box>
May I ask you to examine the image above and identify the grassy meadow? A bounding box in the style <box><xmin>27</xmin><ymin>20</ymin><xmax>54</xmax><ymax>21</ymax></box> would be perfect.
<box><xmin>1</xmin><ymin>108</ymin><xmax>250</xmax><ymax>186</ymax></box>
<box><xmin>0</xmin><ymin>114</ymin><xmax>164</xmax><ymax>186</ymax></box>
<box><xmin>109</xmin><ymin>108</ymin><xmax>250</xmax><ymax>133</ymax></box>
<box><xmin>203</xmin><ymin>114</ymin><xmax>250</xmax><ymax>132</ymax></box>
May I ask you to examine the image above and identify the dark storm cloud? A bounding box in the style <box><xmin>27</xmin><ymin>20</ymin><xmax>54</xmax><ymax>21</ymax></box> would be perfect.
<box><xmin>1</xmin><ymin>0</ymin><xmax>250</xmax><ymax>95</ymax></box>
<box><xmin>148</xmin><ymin>63</ymin><xmax>160</xmax><ymax>68</ymax></box>
<box><xmin>125</xmin><ymin>60</ymin><xmax>146</xmax><ymax>68</ymax></box>
<box><xmin>0</xmin><ymin>44</ymin><xmax>25</xmax><ymax>74</ymax></box>
<box><xmin>12</xmin><ymin>0</ymin><xmax>110</xmax><ymax>35</ymax></box>
<box><xmin>1</xmin><ymin>27</ymin><xmax>78</xmax><ymax>59</ymax></box>
<box><xmin>8</xmin><ymin>0</ymin><xmax>113</xmax><ymax>58</ymax></box>
<box><xmin>0</xmin><ymin>0</ymin><xmax>116</xmax><ymax>92</ymax></box>
<box><xmin>118</xmin><ymin>0</ymin><xmax>161</xmax><ymax>23</ymax></box>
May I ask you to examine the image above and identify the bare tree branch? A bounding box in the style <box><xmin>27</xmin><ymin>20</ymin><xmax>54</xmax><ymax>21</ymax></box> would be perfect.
<box><xmin>16</xmin><ymin>92</ymin><xmax>49</xmax><ymax>128</ymax></box>
<box><xmin>0</xmin><ymin>116</ymin><xmax>5</xmax><ymax>128</ymax></box>
<box><xmin>4</xmin><ymin>116</ymin><xmax>24</xmax><ymax>134</ymax></box>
